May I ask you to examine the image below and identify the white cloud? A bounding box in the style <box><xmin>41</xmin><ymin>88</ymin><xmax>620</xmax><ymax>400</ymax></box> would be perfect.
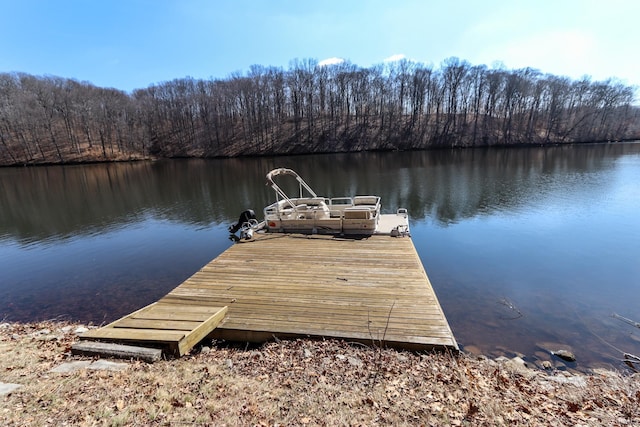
<box><xmin>383</xmin><ymin>54</ymin><xmax>406</xmax><ymax>63</ymax></box>
<box><xmin>500</xmin><ymin>30</ymin><xmax>595</xmax><ymax>75</ymax></box>
<box><xmin>318</xmin><ymin>57</ymin><xmax>345</xmax><ymax>66</ymax></box>
<box><xmin>462</xmin><ymin>10</ymin><xmax>640</xmax><ymax>90</ymax></box>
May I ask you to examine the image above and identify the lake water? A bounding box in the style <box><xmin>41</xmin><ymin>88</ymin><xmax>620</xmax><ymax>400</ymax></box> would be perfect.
<box><xmin>1</xmin><ymin>143</ymin><xmax>639</xmax><ymax>371</ymax></box>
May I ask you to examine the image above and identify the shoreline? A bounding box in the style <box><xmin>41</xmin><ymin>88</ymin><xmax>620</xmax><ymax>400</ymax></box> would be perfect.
<box><xmin>1</xmin><ymin>139</ymin><xmax>639</xmax><ymax>169</ymax></box>
<box><xmin>2</xmin><ymin>321</ymin><xmax>639</xmax><ymax>425</ymax></box>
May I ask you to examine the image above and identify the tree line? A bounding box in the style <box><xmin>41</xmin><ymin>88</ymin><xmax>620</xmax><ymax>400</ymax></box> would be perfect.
<box><xmin>1</xmin><ymin>57</ymin><xmax>638</xmax><ymax>165</ymax></box>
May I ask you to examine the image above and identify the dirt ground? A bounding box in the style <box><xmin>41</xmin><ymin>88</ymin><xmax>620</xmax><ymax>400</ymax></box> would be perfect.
<box><xmin>1</xmin><ymin>321</ymin><xmax>639</xmax><ymax>426</ymax></box>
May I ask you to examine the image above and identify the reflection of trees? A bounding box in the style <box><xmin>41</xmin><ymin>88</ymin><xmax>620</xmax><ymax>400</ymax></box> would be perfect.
<box><xmin>391</xmin><ymin>143</ymin><xmax>639</xmax><ymax>225</ymax></box>
<box><xmin>1</xmin><ymin>143</ymin><xmax>637</xmax><ymax>241</ymax></box>
<box><xmin>1</xmin><ymin>59</ymin><xmax>639</xmax><ymax>165</ymax></box>
<box><xmin>0</xmin><ymin>160</ymin><xmax>265</xmax><ymax>243</ymax></box>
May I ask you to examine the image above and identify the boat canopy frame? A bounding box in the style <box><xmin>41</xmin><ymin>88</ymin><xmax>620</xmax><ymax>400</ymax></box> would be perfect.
<box><xmin>266</xmin><ymin>168</ymin><xmax>318</xmax><ymax>209</ymax></box>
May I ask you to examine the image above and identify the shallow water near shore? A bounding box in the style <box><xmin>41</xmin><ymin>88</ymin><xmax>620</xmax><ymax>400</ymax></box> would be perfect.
<box><xmin>1</xmin><ymin>142</ymin><xmax>639</xmax><ymax>372</ymax></box>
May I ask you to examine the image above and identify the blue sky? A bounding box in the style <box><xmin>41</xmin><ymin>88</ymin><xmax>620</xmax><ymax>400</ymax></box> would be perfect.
<box><xmin>1</xmin><ymin>0</ymin><xmax>638</xmax><ymax>93</ymax></box>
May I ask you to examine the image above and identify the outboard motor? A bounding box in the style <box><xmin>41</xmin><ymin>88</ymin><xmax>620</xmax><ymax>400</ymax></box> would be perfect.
<box><xmin>229</xmin><ymin>209</ymin><xmax>257</xmax><ymax>234</ymax></box>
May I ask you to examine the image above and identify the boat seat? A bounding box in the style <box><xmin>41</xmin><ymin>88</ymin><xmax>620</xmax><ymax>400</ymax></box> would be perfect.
<box><xmin>353</xmin><ymin>196</ymin><xmax>380</xmax><ymax>206</ymax></box>
<box><xmin>344</xmin><ymin>208</ymin><xmax>372</xmax><ymax>220</ymax></box>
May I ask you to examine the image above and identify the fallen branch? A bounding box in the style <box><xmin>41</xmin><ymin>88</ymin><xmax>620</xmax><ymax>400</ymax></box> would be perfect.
<box><xmin>577</xmin><ymin>310</ymin><xmax>640</xmax><ymax>373</ymax></box>
<box><xmin>623</xmin><ymin>352</ymin><xmax>640</xmax><ymax>362</ymax></box>
<box><xmin>622</xmin><ymin>353</ymin><xmax>640</xmax><ymax>373</ymax></box>
<box><xmin>612</xmin><ymin>312</ymin><xmax>640</xmax><ymax>329</ymax></box>
<box><xmin>497</xmin><ymin>298</ymin><xmax>523</xmax><ymax>320</ymax></box>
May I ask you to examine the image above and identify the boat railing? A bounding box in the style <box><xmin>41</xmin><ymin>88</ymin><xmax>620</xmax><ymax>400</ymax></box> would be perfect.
<box><xmin>264</xmin><ymin>204</ymin><xmax>279</xmax><ymax>216</ymax></box>
<box><xmin>263</xmin><ymin>193</ymin><xmax>382</xmax><ymax>234</ymax></box>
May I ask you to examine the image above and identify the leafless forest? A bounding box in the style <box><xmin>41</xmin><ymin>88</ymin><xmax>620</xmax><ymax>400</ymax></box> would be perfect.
<box><xmin>1</xmin><ymin>58</ymin><xmax>638</xmax><ymax>166</ymax></box>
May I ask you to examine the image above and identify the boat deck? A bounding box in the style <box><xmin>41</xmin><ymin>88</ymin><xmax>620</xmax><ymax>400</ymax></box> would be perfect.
<box><xmin>81</xmin><ymin>232</ymin><xmax>457</xmax><ymax>355</ymax></box>
<box><xmin>375</xmin><ymin>212</ymin><xmax>410</xmax><ymax>235</ymax></box>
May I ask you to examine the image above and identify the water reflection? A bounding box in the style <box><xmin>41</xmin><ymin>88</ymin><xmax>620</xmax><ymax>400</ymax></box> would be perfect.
<box><xmin>1</xmin><ymin>142</ymin><xmax>639</xmax><ymax>371</ymax></box>
<box><xmin>2</xmin><ymin>143</ymin><xmax>636</xmax><ymax>245</ymax></box>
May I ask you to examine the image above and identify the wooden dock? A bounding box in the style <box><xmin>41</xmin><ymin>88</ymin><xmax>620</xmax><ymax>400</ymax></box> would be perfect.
<box><xmin>80</xmin><ymin>233</ymin><xmax>457</xmax><ymax>356</ymax></box>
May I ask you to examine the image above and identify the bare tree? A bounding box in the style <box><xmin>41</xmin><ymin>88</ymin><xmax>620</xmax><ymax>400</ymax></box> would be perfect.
<box><xmin>0</xmin><ymin>60</ymin><xmax>637</xmax><ymax>166</ymax></box>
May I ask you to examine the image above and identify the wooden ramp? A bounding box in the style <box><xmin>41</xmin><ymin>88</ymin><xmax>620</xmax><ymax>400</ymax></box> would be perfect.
<box><xmin>81</xmin><ymin>233</ymin><xmax>457</xmax><ymax>356</ymax></box>
<box><xmin>80</xmin><ymin>301</ymin><xmax>228</xmax><ymax>356</ymax></box>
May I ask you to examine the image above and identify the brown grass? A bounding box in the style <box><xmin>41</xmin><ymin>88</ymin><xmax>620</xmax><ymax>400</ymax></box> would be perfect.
<box><xmin>1</xmin><ymin>321</ymin><xmax>639</xmax><ymax>426</ymax></box>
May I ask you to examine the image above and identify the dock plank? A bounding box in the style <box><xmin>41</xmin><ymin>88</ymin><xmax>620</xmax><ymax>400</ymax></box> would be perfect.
<box><xmin>113</xmin><ymin>318</ymin><xmax>204</xmax><ymax>331</ymax></box>
<box><xmin>81</xmin><ymin>328</ymin><xmax>187</xmax><ymax>342</ymax></box>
